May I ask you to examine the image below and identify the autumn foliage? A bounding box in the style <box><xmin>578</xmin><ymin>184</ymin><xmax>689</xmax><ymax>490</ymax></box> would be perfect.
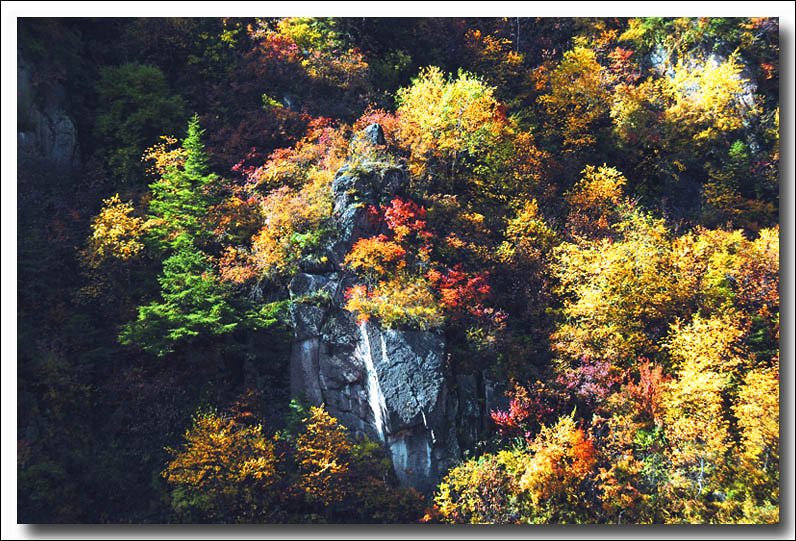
<box><xmin>18</xmin><ymin>16</ymin><xmax>780</xmax><ymax>525</ymax></box>
<box><xmin>342</xmin><ymin>196</ymin><xmax>504</xmax><ymax>334</ymax></box>
<box><xmin>163</xmin><ymin>401</ymin><xmax>423</xmax><ymax>523</ymax></box>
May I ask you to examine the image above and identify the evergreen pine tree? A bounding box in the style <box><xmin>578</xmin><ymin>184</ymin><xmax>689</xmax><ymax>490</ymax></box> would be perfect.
<box><xmin>146</xmin><ymin>114</ymin><xmax>217</xmax><ymax>251</ymax></box>
<box><xmin>120</xmin><ymin>116</ymin><xmax>267</xmax><ymax>357</ymax></box>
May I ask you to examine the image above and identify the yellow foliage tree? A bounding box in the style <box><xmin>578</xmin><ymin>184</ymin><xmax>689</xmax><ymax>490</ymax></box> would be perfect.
<box><xmin>294</xmin><ymin>406</ymin><xmax>353</xmax><ymax>505</ymax></box>
<box><xmin>142</xmin><ymin>135</ymin><xmax>189</xmax><ymax>178</ymax></box>
<box><xmin>276</xmin><ymin>17</ymin><xmax>325</xmax><ymax>52</ymax></box>
<box><xmin>163</xmin><ymin>409</ymin><xmax>279</xmax><ymax>522</ymax></box>
<box><xmin>612</xmin><ymin>52</ymin><xmax>757</xmax><ymax>155</ymax></box>
<box><xmin>565</xmin><ymin>164</ymin><xmax>628</xmax><ymax>239</ymax></box>
<box><xmin>252</xmin><ymin>178</ymin><xmax>332</xmax><ymax>277</ymax></box>
<box><xmin>670</xmin><ymin>225</ymin><xmax>779</xmax><ymax>340</ymax></box>
<box><xmin>670</xmin><ymin>226</ymin><xmax>747</xmax><ymax>315</ymax></box>
<box><xmin>662</xmin><ymin>52</ymin><xmax>757</xmax><ymax>143</ymax></box>
<box><xmin>659</xmin><ymin>313</ymin><xmax>746</xmax><ymax>519</ymax></box>
<box><xmin>395</xmin><ymin>66</ymin><xmax>507</xmax><ymax>182</ymax></box>
<box><xmin>77</xmin><ymin>193</ymin><xmax>150</xmax><ymax>307</ymax></box>
<box><xmin>734</xmin><ymin>226</ymin><xmax>779</xmax><ymax>345</ymax></box>
<box><xmin>82</xmin><ymin>194</ymin><xmax>145</xmax><ymax>266</ymax></box>
<box><xmin>610</xmin><ymin>77</ymin><xmax>665</xmax><ymax>148</ymax></box>
<box><xmin>732</xmin><ymin>362</ymin><xmax>779</xmax><ymax>502</ymax></box>
<box><xmin>344</xmin><ymin>274</ymin><xmax>445</xmax><ymax>331</ymax></box>
<box><xmin>497</xmin><ymin>198</ymin><xmax>558</xmax><ymax>265</ymax></box>
<box><xmin>552</xmin><ymin>208</ymin><xmax>682</xmax><ymax>367</ymax></box>
<box><xmin>433</xmin><ymin>449</ymin><xmax>522</xmax><ymax>524</ymax></box>
<box><xmin>221</xmin><ymin>175</ymin><xmax>333</xmax><ymax>283</ymax></box>
<box><xmin>538</xmin><ymin>46</ymin><xmax>611</xmax><ymax>154</ymax></box>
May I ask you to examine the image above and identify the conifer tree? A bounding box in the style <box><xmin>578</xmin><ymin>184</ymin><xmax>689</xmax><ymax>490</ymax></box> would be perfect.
<box><xmin>120</xmin><ymin>116</ymin><xmax>266</xmax><ymax>356</ymax></box>
<box><xmin>146</xmin><ymin>114</ymin><xmax>218</xmax><ymax>251</ymax></box>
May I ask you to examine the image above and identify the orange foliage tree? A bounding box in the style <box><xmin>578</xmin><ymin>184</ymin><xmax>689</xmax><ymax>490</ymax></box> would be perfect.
<box><xmin>163</xmin><ymin>408</ymin><xmax>280</xmax><ymax>523</ymax></box>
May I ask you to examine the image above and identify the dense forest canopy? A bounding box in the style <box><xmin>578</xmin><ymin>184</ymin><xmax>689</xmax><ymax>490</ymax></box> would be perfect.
<box><xmin>12</xmin><ymin>14</ymin><xmax>785</xmax><ymax>525</ymax></box>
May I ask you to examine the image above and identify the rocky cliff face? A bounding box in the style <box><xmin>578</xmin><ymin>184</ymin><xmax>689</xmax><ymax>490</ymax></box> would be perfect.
<box><xmin>17</xmin><ymin>57</ymin><xmax>80</xmax><ymax>175</ymax></box>
<box><xmin>288</xmin><ymin>125</ymin><xmax>505</xmax><ymax>493</ymax></box>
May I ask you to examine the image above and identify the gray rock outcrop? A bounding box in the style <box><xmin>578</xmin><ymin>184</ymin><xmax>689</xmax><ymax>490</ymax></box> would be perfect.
<box><xmin>288</xmin><ymin>271</ymin><xmax>460</xmax><ymax>491</ymax></box>
<box><xmin>17</xmin><ymin>58</ymin><xmax>80</xmax><ymax>175</ymax></box>
<box><xmin>288</xmin><ymin>125</ymin><xmax>502</xmax><ymax>492</ymax></box>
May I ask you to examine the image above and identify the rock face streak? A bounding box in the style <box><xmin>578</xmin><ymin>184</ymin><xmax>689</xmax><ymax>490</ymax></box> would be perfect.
<box><xmin>288</xmin><ymin>125</ymin><xmax>498</xmax><ymax>492</ymax></box>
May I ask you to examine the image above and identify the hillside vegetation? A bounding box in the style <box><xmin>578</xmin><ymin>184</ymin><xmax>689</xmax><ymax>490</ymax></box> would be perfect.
<box><xmin>17</xmin><ymin>16</ymin><xmax>779</xmax><ymax>524</ymax></box>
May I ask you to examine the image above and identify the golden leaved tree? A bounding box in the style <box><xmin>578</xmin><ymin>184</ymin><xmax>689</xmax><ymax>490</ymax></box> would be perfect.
<box><xmin>163</xmin><ymin>409</ymin><xmax>280</xmax><ymax>523</ymax></box>
<box><xmin>659</xmin><ymin>313</ymin><xmax>746</xmax><ymax>521</ymax></box>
